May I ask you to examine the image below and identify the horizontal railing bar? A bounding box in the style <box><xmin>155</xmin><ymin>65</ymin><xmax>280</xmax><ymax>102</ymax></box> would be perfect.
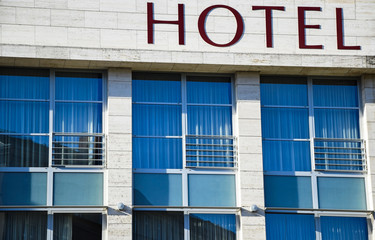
<box><xmin>315</xmin><ymin>157</ymin><xmax>364</xmax><ymax>161</ymax></box>
<box><xmin>314</xmin><ymin>138</ymin><xmax>363</xmax><ymax>142</ymax></box>
<box><xmin>53</xmin><ymin>141</ymin><xmax>104</xmax><ymax>144</ymax></box>
<box><xmin>53</xmin><ymin>147</ymin><xmax>103</xmax><ymax>150</ymax></box>
<box><xmin>314</xmin><ymin>147</ymin><xmax>362</xmax><ymax>150</ymax></box>
<box><xmin>52</xmin><ymin>165</ymin><xmax>104</xmax><ymax>168</ymax></box>
<box><xmin>316</xmin><ymin>163</ymin><xmax>364</xmax><ymax>167</ymax></box>
<box><xmin>315</xmin><ymin>159</ymin><xmax>364</xmax><ymax>162</ymax></box>
<box><xmin>186</xmin><ymin>160</ymin><xmax>235</xmax><ymax>163</ymax></box>
<box><xmin>52</xmin><ymin>159</ymin><xmax>104</xmax><ymax>161</ymax></box>
<box><xmin>315</xmin><ymin>152</ymin><xmax>364</xmax><ymax>155</ymax></box>
<box><xmin>186</xmin><ymin>166</ymin><xmax>237</xmax><ymax>169</ymax></box>
<box><xmin>186</xmin><ymin>155</ymin><xmax>234</xmax><ymax>158</ymax></box>
<box><xmin>315</xmin><ymin>169</ymin><xmax>365</xmax><ymax>173</ymax></box>
<box><xmin>186</xmin><ymin>149</ymin><xmax>235</xmax><ymax>152</ymax></box>
<box><xmin>186</xmin><ymin>135</ymin><xmax>234</xmax><ymax>139</ymax></box>
<box><xmin>53</xmin><ymin>133</ymin><xmax>104</xmax><ymax>136</ymax></box>
<box><xmin>186</xmin><ymin>144</ymin><xmax>233</xmax><ymax>147</ymax></box>
<box><xmin>53</xmin><ymin>153</ymin><xmax>104</xmax><ymax>155</ymax></box>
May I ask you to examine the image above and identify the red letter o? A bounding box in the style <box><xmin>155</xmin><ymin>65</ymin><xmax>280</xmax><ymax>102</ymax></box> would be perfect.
<box><xmin>198</xmin><ymin>5</ymin><xmax>244</xmax><ymax>47</ymax></box>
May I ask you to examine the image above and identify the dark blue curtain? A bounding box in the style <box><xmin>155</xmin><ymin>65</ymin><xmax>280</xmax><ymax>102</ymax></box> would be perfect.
<box><xmin>266</xmin><ymin>214</ymin><xmax>315</xmax><ymax>240</ymax></box>
<box><xmin>321</xmin><ymin>216</ymin><xmax>368</xmax><ymax>240</ymax></box>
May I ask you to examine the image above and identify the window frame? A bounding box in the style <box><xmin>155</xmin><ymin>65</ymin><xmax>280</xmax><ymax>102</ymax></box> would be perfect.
<box><xmin>0</xmin><ymin>68</ymin><xmax>108</xmax><ymax>240</ymax></box>
<box><xmin>132</xmin><ymin>72</ymin><xmax>239</xmax><ymax>240</ymax></box>
<box><xmin>261</xmin><ymin>76</ymin><xmax>371</xmax><ymax>239</ymax></box>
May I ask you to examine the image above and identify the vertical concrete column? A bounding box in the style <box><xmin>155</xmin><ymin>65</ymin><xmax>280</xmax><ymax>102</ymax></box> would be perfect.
<box><xmin>107</xmin><ymin>68</ymin><xmax>132</xmax><ymax>240</ymax></box>
<box><xmin>235</xmin><ymin>72</ymin><xmax>266</xmax><ymax>240</ymax></box>
<box><xmin>361</xmin><ymin>75</ymin><xmax>375</xmax><ymax>212</ymax></box>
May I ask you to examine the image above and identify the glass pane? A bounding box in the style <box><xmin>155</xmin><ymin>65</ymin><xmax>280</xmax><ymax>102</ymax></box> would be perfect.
<box><xmin>321</xmin><ymin>216</ymin><xmax>368</xmax><ymax>240</ymax></box>
<box><xmin>318</xmin><ymin>177</ymin><xmax>366</xmax><ymax>210</ymax></box>
<box><xmin>314</xmin><ymin>109</ymin><xmax>359</xmax><ymax>139</ymax></box>
<box><xmin>266</xmin><ymin>214</ymin><xmax>315</xmax><ymax>240</ymax></box>
<box><xmin>53</xmin><ymin>213</ymin><xmax>102</xmax><ymax>240</ymax></box>
<box><xmin>190</xmin><ymin>214</ymin><xmax>236</xmax><ymax>240</ymax></box>
<box><xmin>262</xmin><ymin>140</ymin><xmax>311</xmax><ymax>172</ymax></box>
<box><xmin>0</xmin><ymin>211</ymin><xmax>47</xmax><ymax>239</ymax></box>
<box><xmin>0</xmin><ymin>69</ymin><xmax>49</xmax><ymax>100</ymax></box>
<box><xmin>313</xmin><ymin>82</ymin><xmax>358</xmax><ymax>107</ymax></box>
<box><xmin>188</xmin><ymin>174</ymin><xmax>236</xmax><ymax>207</ymax></box>
<box><xmin>261</xmin><ymin>108</ymin><xmax>309</xmax><ymax>139</ymax></box>
<box><xmin>0</xmin><ymin>101</ymin><xmax>49</xmax><ymax>133</ymax></box>
<box><xmin>133</xmin><ymin>79</ymin><xmax>181</xmax><ymax>103</ymax></box>
<box><xmin>187</xmin><ymin>106</ymin><xmax>232</xmax><ymax>136</ymax></box>
<box><xmin>0</xmin><ymin>172</ymin><xmax>47</xmax><ymax>205</ymax></box>
<box><xmin>187</xmin><ymin>76</ymin><xmax>231</xmax><ymax>104</ymax></box>
<box><xmin>133</xmin><ymin>211</ymin><xmax>184</xmax><ymax>240</ymax></box>
<box><xmin>53</xmin><ymin>173</ymin><xmax>103</xmax><ymax>206</ymax></box>
<box><xmin>133</xmin><ymin>174</ymin><xmax>182</xmax><ymax>206</ymax></box>
<box><xmin>55</xmin><ymin>72</ymin><xmax>102</xmax><ymax>101</ymax></box>
<box><xmin>260</xmin><ymin>82</ymin><xmax>307</xmax><ymax>106</ymax></box>
<box><xmin>54</xmin><ymin>103</ymin><xmax>102</xmax><ymax>133</ymax></box>
<box><xmin>0</xmin><ymin>135</ymin><xmax>49</xmax><ymax>167</ymax></box>
<box><xmin>133</xmin><ymin>104</ymin><xmax>181</xmax><ymax>136</ymax></box>
<box><xmin>264</xmin><ymin>176</ymin><xmax>312</xmax><ymax>208</ymax></box>
<box><xmin>133</xmin><ymin>138</ymin><xmax>182</xmax><ymax>169</ymax></box>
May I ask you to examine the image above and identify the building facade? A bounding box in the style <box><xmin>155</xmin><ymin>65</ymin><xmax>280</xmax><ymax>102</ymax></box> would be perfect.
<box><xmin>0</xmin><ymin>0</ymin><xmax>374</xmax><ymax>239</ymax></box>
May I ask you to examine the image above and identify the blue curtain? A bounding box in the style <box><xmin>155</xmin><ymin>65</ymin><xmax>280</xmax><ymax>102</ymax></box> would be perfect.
<box><xmin>133</xmin><ymin>211</ymin><xmax>184</xmax><ymax>240</ymax></box>
<box><xmin>190</xmin><ymin>214</ymin><xmax>236</xmax><ymax>240</ymax></box>
<box><xmin>321</xmin><ymin>216</ymin><xmax>368</xmax><ymax>240</ymax></box>
<box><xmin>133</xmin><ymin>104</ymin><xmax>181</xmax><ymax>136</ymax></box>
<box><xmin>55</xmin><ymin>75</ymin><xmax>102</xmax><ymax>101</ymax></box>
<box><xmin>188</xmin><ymin>106</ymin><xmax>232</xmax><ymax>136</ymax></box>
<box><xmin>313</xmin><ymin>84</ymin><xmax>358</xmax><ymax>107</ymax></box>
<box><xmin>0</xmin><ymin>211</ymin><xmax>47</xmax><ymax>240</ymax></box>
<box><xmin>315</xmin><ymin>109</ymin><xmax>359</xmax><ymax>139</ymax></box>
<box><xmin>263</xmin><ymin>140</ymin><xmax>310</xmax><ymax>171</ymax></box>
<box><xmin>133</xmin><ymin>138</ymin><xmax>182</xmax><ymax>169</ymax></box>
<box><xmin>264</xmin><ymin>176</ymin><xmax>313</xmax><ymax>208</ymax></box>
<box><xmin>0</xmin><ymin>101</ymin><xmax>49</xmax><ymax>134</ymax></box>
<box><xmin>0</xmin><ymin>74</ymin><xmax>49</xmax><ymax>100</ymax></box>
<box><xmin>260</xmin><ymin>83</ymin><xmax>307</xmax><ymax>106</ymax></box>
<box><xmin>266</xmin><ymin>214</ymin><xmax>315</xmax><ymax>240</ymax></box>
<box><xmin>54</xmin><ymin>103</ymin><xmax>102</xmax><ymax>133</ymax></box>
<box><xmin>133</xmin><ymin>79</ymin><xmax>181</xmax><ymax>103</ymax></box>
<box><xmin>187</xmin><ymin>79</ymin><xmax>231</xmax><ymax>104</ymax></box>
<box><xmin>261</xmin><ymin>108</ymin><xmax>309</xmax><ymax>139</ymax></box>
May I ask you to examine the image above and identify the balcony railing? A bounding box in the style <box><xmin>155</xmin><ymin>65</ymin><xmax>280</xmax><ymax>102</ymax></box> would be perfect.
<box><xmin>52</xmin><ymin>133</ymin><xmax>105</xmax><ymax>167</ymax></box>
<box><xmin>314</xmin><ymin>138</ymin><xmax>366</xmax><ymax>172</ymax></box>
<box><xmin>186</xmin><ymin>135</ymin><xmax>237</xmax><ymax>168</ymax></box>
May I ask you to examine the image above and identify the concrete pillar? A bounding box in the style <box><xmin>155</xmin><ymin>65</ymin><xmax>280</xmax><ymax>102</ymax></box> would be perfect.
<box><xmin>235</xmin><ymin>72</ymin><xmax>266</xmax><ymax>240</ymax></box>
<box><xmin>107</xmin><ymin>68</ymin><xmax>132</xmax><ymax>240</ymax></box>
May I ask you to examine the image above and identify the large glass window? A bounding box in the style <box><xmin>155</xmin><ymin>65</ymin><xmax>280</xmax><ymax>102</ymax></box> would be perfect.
<box><xmin>261</xmin><ymin>77</ymin><xmax>368</xmax><ymax>239</ymax></box>
<box><xmin>132</xmin><ymin>73</ymin><xmax>237</xmax><ymax>239</ymax></box>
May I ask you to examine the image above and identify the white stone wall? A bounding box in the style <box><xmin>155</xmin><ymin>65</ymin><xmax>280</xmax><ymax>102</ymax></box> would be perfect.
<box><xmin>0</xmin><ymin>0</ymin><xmax>374</xmax><ymax>71</ymax></box>
<box><xmin>235</xmin><ymin>72</ymin><xmax>265</xmax><ymax>240</ymax></box>
<box><xmin>107</xmin><ymin>68</ymin><xmax>132</xmax><ymax>240</ymax></box>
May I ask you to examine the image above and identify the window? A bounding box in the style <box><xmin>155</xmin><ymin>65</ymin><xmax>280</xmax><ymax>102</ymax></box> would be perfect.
<box><xmin>261</xmin><ymin>76</ymin><xmax>368</xmax><ymax>239</ymax></box>
<box><xmin>0</xmin><ymin>68</ymin><xmax>105</xmax><ymax>240</ymax></box>
<box><xmin>132</xmin><ymin>73</ymin><xmax>237</xmax><ymax>239</ymax></box>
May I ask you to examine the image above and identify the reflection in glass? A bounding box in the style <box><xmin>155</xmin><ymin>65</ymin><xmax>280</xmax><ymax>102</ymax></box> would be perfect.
<box><xmin>0</xmin><ymin>211</ymin><xmax>47</xmax><ymax>240</ymax></box>
<box><xmin>190</xmin><ymin>214</ymin><xmax>236</xmax><ymax>240</ymax></box>
<box><xmin>53</xmin><ymin>213</ymin><xmax>102</xmax><ymax>240</ymax></box>
<box><xmin>0</xmin><ymin>135</ymin><xmax>48</xmax><ymax>167</ymax></box>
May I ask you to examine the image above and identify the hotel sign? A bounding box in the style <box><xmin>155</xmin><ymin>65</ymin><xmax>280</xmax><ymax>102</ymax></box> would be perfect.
<box><xmin>147</xmin><ymin>3</ymin><xmax>361</xmax><ymax>50</ymax></box>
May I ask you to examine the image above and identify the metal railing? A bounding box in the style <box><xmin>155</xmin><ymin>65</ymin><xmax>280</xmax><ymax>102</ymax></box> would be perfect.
<box><xmin>314</xmin><ymin>138</ymin><xmax>366</xmax><ymax>172</ymax></box>
<box><xmin>186</xmin><ymin>135</ymin><xmax>237</xmax><ymax>168</ymax></box>
<box><xmin>52</xmin><ymin>133</ymin><xmax>105</xmax><ymax>167</ymax></box>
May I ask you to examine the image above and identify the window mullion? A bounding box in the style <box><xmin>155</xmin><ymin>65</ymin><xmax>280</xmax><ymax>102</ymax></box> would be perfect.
<box><xmin>308</xmin><ymin>77</ymin><xmax>319</xmax><ymax>210</ymax></box>
<box><xmin>181</xmin><ymin>74</ymin><xmax>188</xmax><ymax>207</ymax></box>
<box><xmin>46</xmin><ymin>70</ymin><xmax>55</xmax><ymax>208</ymax></box>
